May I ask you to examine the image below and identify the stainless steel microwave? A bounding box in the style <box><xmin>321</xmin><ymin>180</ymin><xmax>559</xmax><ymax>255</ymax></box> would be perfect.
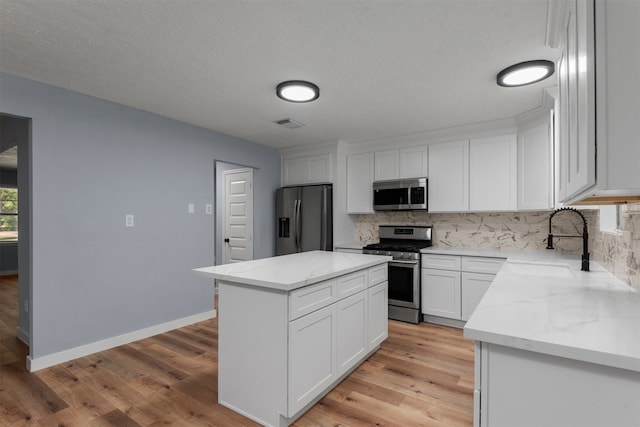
<box><xmin>373</xmin><ymin>178</ymin><xmax>428</xmax><ymax>211</ymax></box>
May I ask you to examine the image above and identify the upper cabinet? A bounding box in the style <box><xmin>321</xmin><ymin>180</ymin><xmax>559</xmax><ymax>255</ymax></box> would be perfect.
<box><xmin>374</xmin><ymin>150</ymin><xmax>399</xmax><ymax>181</ymax></box>
<box><xmin>518</xmin><ymin>120</ymin><xmax>554</xmax><ymax>210</ymax></box>
<box><xmin>469</xmin><ymin>134</ymin><xmax>517</xmax><ymax>211</ymax></box>
<box><xmin>346</xmin><ymin>153</ymin><xmax>375</xmax><ymax>214</ymax></box>
<box><xmin>374</xmin><ymin>145</ymin><xmax>428</xmax><ymax>181</ymax></box>
<box><xmin>428</xmin><ymin>140</ymin><xmax>469</xmax><ymax>212</ymax></box>
<box><xmin>282</xmin><ymin>153</ymin><xmax>332</xmax><ymax>186</ymax></box>
<box><xmin>551</xmin><ymin>0</ymin><xmax>640</xmax><ymax>205</ymax></box>
<box><xmin>399</xmin><ymin>145</ymin><xmax>429</xmax><ymax>179</ymax></box>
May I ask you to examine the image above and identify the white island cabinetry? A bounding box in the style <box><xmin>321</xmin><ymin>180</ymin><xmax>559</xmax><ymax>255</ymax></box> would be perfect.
<box><xmin>194</xmin><ymin>251</ymin><xmax>389</xmax><ymax>427</ymax></box>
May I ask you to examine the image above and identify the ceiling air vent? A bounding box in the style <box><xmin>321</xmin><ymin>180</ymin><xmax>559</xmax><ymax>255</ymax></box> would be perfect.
<box><xmin>274</xmin><ymin>118</ymin><xmax>305</xmax><ymax>129</ymax></box>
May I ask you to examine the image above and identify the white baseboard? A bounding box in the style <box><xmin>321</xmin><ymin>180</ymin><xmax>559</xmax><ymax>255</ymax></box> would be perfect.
<box><xmin>27</xmin><ymin>309</ymin><xmax>216</xmax><ymax>372</ymax></box>
<box><xmin>16</xmin><ymin>326</ymin><xmax>30</xmax><ymax>345</ymax></box>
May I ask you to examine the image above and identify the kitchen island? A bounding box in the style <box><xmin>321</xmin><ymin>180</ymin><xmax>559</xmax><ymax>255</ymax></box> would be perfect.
<box><xmin>436</xmin><ymin>248</ymin><xmax>640</xmax><ymax>427</ymax></box>
<box><xmin>193</xmin><ymin>251</ymin><xmax>391</xmax><ymax>427</ymax></box>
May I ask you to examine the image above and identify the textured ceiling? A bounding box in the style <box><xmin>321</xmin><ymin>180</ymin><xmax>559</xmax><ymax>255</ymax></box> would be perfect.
<box><xmin>0</xmin><ymin>0</ymin><xmax>559</xmax><ymax>149</ymax></box>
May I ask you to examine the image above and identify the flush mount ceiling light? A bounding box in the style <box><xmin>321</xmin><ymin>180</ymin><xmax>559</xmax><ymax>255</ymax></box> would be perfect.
<box><xmin>497</xmin><ymin>60</ymin><xmax>555</xmax><ymax>87</ymax></box>
<box><xmin>276</xmin><ymin>80</ymin><xmax>319</xmax><ymax>103</ymax></box>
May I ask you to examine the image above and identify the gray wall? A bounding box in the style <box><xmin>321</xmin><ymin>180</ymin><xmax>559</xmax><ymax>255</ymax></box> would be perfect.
<box><xmin>0</xmin><ymin>73</ymin><xmax>280</xmax><ymax>360</ymax></box>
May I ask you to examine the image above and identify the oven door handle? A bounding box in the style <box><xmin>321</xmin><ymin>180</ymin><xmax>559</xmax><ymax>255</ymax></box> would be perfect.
<box><xmin>389</xmin><ymin>260</ymin><xmax>419</xmax><ymax>265</ymax></box>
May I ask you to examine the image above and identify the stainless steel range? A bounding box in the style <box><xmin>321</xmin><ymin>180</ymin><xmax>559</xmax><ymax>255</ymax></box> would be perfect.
<box><xmin>362</xmin><ymin>225</ymin><xmax>432</xmax><ymax>324</ymax></box>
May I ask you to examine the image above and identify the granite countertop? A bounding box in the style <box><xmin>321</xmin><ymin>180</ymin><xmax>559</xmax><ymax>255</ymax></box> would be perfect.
<box><xmin>193</xmin><ymin>250</ymin><xmax>391</xmax><ymax>292</ymax></box>
<box><xmin>421</xmin><ymin>247</ymin><xmax>640</xmax><ymax>372</ymax></box>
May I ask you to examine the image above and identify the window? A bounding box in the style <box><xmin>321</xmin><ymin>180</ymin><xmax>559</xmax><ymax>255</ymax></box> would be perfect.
<box><xmin>0</xmin><ymin>187</ymin><xmax>18</xmax><ymax>241</ymax></box>
<box><xmin>599</xmin><ymin>205</ymin><xmax>622</xmax><ymax>234</ymax></box>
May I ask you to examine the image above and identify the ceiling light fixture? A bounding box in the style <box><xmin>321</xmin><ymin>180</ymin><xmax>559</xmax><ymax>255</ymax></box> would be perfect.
<box><xmin>496</xmin><ymin>60</ymin><xmax>555</xmax><ymax>87</ymax></box>
<box><xmin>276</xmin><ymin>80</ymin><xmax>319</xmax><ymax>103</ymax></box>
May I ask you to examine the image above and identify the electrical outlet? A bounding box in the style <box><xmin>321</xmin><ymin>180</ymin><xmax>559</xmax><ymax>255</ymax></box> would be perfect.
<box><xmin>205</xmin><ymin>204</ymin><xmax>213</xmax><ymax>215</ymax></box>
<box><xmin>125</xmin><ymin>214</ymin><xmax>134</xmax><ymax>227</ymax></box>
<box><xmin>188</xmin><ymin>203</ymin><xmax>195</xmax><ymax>214</ymax></box>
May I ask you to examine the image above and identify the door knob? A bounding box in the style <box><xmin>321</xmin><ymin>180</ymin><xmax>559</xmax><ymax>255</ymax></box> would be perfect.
<box><xmin>224</xmin><ymin>238</ymin><xmax>230</xmax><ymax>243</ymax></box>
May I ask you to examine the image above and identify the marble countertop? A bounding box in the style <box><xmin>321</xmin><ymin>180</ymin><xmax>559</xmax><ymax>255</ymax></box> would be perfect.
<box><xmin>193</xmin><ymin>250</ymin><xmax>391</xmax><ymax>292</ymax></box>
<box><xmin>420</xmin><ymin>247</ymin><xmax>640</xmax><ymax>372</ymax></box>
<box><xmin>334</xmin><ymin>241</ymin><xmax>366</xmax><ymax>250</ymax></box>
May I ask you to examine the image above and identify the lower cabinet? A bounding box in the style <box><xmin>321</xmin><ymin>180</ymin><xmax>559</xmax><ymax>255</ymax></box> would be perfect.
<box><xmin>422</xmin><ymin>254</ymin><xmax>504</xmax><ymax>325</ymax></box>
<box><xmin>217</xmin><ymin>263</ymin><xmax>389</xmax><ymax>426</ymax></box>
<box><xmin>422</xmin><ymin>268</ymin><xmax>461</xmax><ymax>319</ymax></box>
<box><xmin>289</xmin><ymin>305</ymin><xmax>337</xmax><ymax>415</ymax></box>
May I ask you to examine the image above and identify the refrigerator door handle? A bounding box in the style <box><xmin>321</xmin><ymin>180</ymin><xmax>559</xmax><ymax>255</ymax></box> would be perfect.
<box><xmin>294</xmin><ymin>199</ymin><xmax>302</xmax><ymax>252</ymax></box>
<box><xmin>320</xmin><ymin>188</ymin><xmax>327</xmax><ymax>250</ymax></box>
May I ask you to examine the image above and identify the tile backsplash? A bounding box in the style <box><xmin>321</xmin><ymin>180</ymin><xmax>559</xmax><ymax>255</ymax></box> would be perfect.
<box><xmin>355</xmin><ymin>206</ymin><xmax>639</xmax><ymax>290</ymax></box>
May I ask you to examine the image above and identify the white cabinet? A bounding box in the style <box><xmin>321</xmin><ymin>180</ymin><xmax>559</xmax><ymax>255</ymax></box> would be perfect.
<box><xmin>552</xmin><ymin>0</ymin><xmax>640</xmax><ymax>204</ymax></box>
<box><xmin>518</xmin><ymin>121</ymin><xmax>554</xmax><ymax>210</ymax></box>
<box><xmin>399</xmin><ymin>145</ymin><xmax>429</xmax><ymax>179</ymax></box>
<box><xmin>461</xmin><ymin>273</ymin><xmax>494</xmax><ymax>321</ymax></box>
<box><xmin>216</xmin><ymin>260</ymin><xmax>389</xmax><ymax>426</ymax></box>
<box><xmin>346</xmin><ymin>153</ymin><xmax>374</xmax><ymax>213</ymax></box>
<box><xmin>474</xmin><ymin>341</ymin><xmax>640</xmax><ymax>427</ymax></box>
<box><xmin>289</xmin><ymin>305</ymin><xmax>336</xmax><ymax>415</ymax></box>
<box><xmin>422</xmin><ymin>268</ymin><xmax>462</xmax><ymax>319</ymax></box>
<box><xmin>428</xmin><ymin>140</ymin><xmax>469</xmax><ymax>212</ymax></box>
<box><xmin>282</xmin><ymin>153</ymin><xmax>332</xmax><ymax>186</ymax></box>
<box><xmin>368</xmin><ymin>281</ymin><xmax>388</xmax><ymax>349</ymax></box>
<box><xmin>422</xmin><ymin>254</ymin><xmax>504</xmax><ymax>325</ymax></box>
<box><xmin>374</xmin><ymin>150</ymin><xmax>399</xmax><ymax>181</ymax></box>
<box><xmin>469</xmin><ymin>134</ymin><xmax>517</xmax><ymax>211</ymax></box>
<box><xmin>336</xmin><ymin>292</ymin><xmax>368</xmax><ymax>377</ymax></box>
<box><xmin>374</xmin><ymin>146</ymin><xmax>428</xmax><ymax>181</ymax></box>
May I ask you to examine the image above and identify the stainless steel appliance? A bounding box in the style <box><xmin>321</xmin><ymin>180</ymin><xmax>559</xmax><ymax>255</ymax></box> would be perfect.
<box><xmin>373</xmin><ymin>177</ymin><xmax>427</xmax><ymax>211</ymax></box>
<box><xmin>362</xmin><ymin>225</ymin><xmax>432</xmax><ymax>324</ymax></box>
<box><xmin>276</xmin><ymin>184</ymin><xmax>333</xmax><ymax>256</ymax></box>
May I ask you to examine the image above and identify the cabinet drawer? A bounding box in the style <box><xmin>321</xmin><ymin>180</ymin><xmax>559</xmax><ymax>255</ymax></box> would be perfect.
<box><xmin>368</xmin><ymin>263</ymin><xmax>388</xmax><ymax>286</ymax></box>
<box><xmin>336</xmin><ymin>270</ymin><xmax>369</xmax><ymax>300</ymax></box>
<box><xmin>289</xmin><ymin>279</ymin><xmax>336</xmax><ymax>321</ymax></box>
<box><xmin>461</xmin><ymin>257</ymin><xmax>505</xmax><ymax>274</ymax></box>
<box><xmin>422</xmin><ymin>254</ymin><xmax>462</xmax><ymax>271</ymax></box>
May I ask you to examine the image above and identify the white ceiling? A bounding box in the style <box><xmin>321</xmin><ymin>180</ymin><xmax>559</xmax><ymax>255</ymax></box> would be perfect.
<box><xmin>0</xmin><ymin>0</ymin><xmax>559</xmax><ymax>150</ymax></box>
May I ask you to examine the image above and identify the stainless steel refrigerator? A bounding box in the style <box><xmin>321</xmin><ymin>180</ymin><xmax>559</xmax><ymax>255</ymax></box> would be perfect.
<box><xmin>276</xmin><ymin>184</ymin><xmax>333</xmax><ymax>255</ymax></box>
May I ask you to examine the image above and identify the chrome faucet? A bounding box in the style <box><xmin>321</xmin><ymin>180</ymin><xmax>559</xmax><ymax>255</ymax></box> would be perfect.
<box><xmin>546</xmin><ymin>207</ymin><xmax>590</xmax><ymax>271</ymax></box>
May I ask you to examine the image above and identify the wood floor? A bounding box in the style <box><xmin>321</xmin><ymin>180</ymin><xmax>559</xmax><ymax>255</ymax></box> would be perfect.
<box><xmin>0</xmin><ymin>274</ymin><xmax>474</xmax><ymax>426</ymax></box>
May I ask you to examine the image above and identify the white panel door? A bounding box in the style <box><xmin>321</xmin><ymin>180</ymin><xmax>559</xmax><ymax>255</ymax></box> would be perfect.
<box><xmin>469</xmin><ymin>134</ymin><xmax>517</xmax><ymax>211</ymax></box>
<box><xmin>223</xmin><ymin>168</ymin><xmax>253</xmax><ymax>264</ymax></box>
<box><xmin>461</xmin><ymin>272</ymin><xmax>495</xmax><ymax>321</ymax></box>
<box><xmin>346</xmin><ymin>153</ymin><xmax>375</xmax><ymax>214</ymax></box>
<box><xmin>421</xmin><ymin>268</ymin><xmax>461</xmax><ymax>320</ymax></box>
<box><xmin>428</xmin><ymin>140</ymin><xmax>469</xmax><ymax>212</ymax></box>
<box><xmin>368</xmin><ymin>281</ymin><xmax>388</xmax><ymax>350</ymax></box>
<box><xmin>374</xmin><ymin>149</ymin><xmax>399</xmax><ymax>181</ymax></box>
<box><xmin>518</xmin><ymin>122</ymin><xmax>554</xmax><ymax>210</ymax></box>
<box><xmin>399</xmin><ymin>145</ymin><xmax>428</xmax><ymax>178</ymax></box>
<box><xmin>335</xmin><ymin>291</ymin><xmax>368</xmax><ymax>377</ymax></box>
<box><xmin>288</xmin><ymin>305</ymin><xmax>336</xmax><ymax>416</ymax></box>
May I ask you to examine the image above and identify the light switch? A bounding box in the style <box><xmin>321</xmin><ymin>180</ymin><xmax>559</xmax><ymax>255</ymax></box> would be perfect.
<box><xmin>188</xmin><ymin>203</ymin><xmax>195</xmax><ymax>214</ymax></box>
<box><xmin>125</xmin><ymin>214</ymin><xmax>134</xmax><ymax>227</ymax></box>
<box><xmin>205</xmin><ymin>204</ymin><xmax>213</xmax><ymax>215</ymax></box>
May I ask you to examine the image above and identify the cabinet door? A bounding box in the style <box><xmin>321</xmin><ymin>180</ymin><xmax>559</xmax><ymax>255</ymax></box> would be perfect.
<box><xmin>346</xmin><ymin>153</ymin><xmax>375</xmax><ymax>213</ymax></box>
<box><xmin>282</xmin><ymin>154</ymin><xmax>332</xmax><ymax>186</ymax></box>
<box><xmin>469</xmin><ymin>134</ymin><xmax>517</xmax><ymax>211</ymax></box>
<box><xmin>428</xmin><ymin>140</ymin><xmax>469</xmax><ymax>212</ymax></box>
<box><xmin>368</xmin><ymin>281</ymin><xmax>388</xmax><ymax>350</ymax></box>
<box><xmin>518</xmin><ymin>122</ymin><xmax>554</xmax><ymax>210</ymax></box>
<box><xmin>374</xmin><ymin>150</ymin><xmax>399</xmax><ymax>181</ymax></box>
<box><xmin>288</xmin><ymin>305</ymin><xmax>336</xmax><ymax>416</ymax></box>
<box><xmin>421</xmin><ymin>268</ymin><xmax>461</xmax><ymax>319</ymax></box>
<box><xmin>461</xmin><ymin>272</ymin><xmax>495</xmax><ymax>321</ymax></box>
<box><xmin>399</xmin><ymin>145</ymin><xmax>428</xmax><ymax>179</ymax></box>
<box><xmin>336</xmin><ymin>291</ymin><xmax>368</xmax><ymax>377</ymax></box>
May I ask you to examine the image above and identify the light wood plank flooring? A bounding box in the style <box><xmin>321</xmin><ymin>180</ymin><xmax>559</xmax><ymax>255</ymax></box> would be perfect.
<box><xmin>0</xmin><ymin>274</ymin><xmax>474</xmax><ymax>426</ymax></box>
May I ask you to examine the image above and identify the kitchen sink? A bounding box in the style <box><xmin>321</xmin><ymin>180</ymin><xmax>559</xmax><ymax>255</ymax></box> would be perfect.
<box><xmin>500</xmin><ymin>261</ymin><xmax>575</xmax><ymax>278</ymax></box>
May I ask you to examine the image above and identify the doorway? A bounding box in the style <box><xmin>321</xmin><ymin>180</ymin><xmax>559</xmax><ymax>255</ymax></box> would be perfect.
<box><xmin>0</xmin><ymin>112</ymin><xmax>32</xmax><ymax>363</ymax></box>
